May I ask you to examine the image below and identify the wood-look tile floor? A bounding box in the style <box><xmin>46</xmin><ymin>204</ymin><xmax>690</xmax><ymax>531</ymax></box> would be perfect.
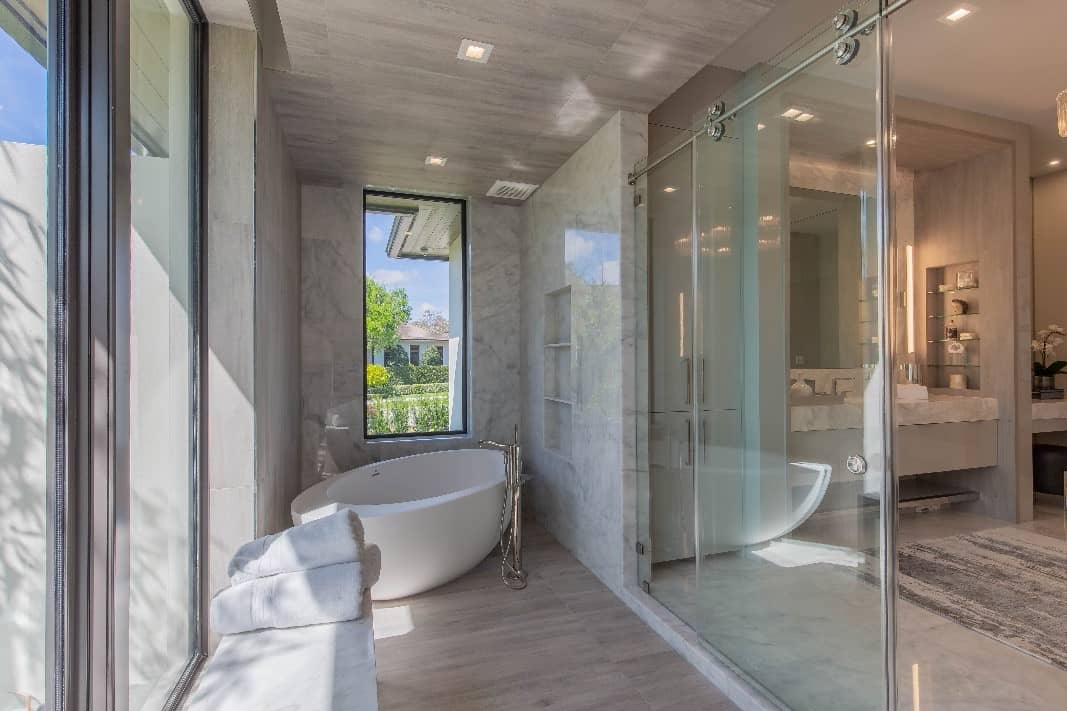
<box><xmin>372</xmin><ymin>522</ymin><xmax>737</xmax><ymax>711</ymax></box>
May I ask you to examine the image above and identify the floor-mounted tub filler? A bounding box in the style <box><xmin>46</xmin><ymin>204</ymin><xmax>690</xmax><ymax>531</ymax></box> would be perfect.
<box><xmin>292</xmin><ymin>448</ymin><xmax>508</xmax><ymax>600</ymax></box>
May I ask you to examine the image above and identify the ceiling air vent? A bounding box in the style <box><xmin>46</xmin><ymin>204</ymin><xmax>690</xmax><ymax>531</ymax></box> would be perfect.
<box><xmin>486</xmin><ymin>180</ymin><xmax>539</xmax><ymax>201</ymax></box>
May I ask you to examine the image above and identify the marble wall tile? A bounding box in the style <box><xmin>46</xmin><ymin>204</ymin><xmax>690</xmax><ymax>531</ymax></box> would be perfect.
<box><xmin>519</xmin><ymin>111</ymin><xmax>647</xmax><ymax>592</ymax></box>
<box><xmin>299</xmin><ymin>187</ymin><xmax>523</xmax><ymax>488</ymax></box>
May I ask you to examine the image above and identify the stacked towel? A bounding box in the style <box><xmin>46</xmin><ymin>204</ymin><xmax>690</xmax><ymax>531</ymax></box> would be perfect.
<box><xmin>212</xmin><ymin>509</ymin><xmax>379</xmax><ymax>636</ymax></box>
<box><xmin>228</xmin><ymin>508</ymin><xmax>365</xmax><ymax>584</ymax></box>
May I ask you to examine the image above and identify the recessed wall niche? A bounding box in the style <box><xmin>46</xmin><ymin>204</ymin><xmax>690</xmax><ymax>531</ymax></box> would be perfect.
<box><xmin>543</xmin><ymin>285</ymin><xmax>573</xmax><ymax>458</ymax></box>
<box><xmin>925</xmin><ymin>260</ymin><xmax>981</xmax><ymax>390</ymax></box>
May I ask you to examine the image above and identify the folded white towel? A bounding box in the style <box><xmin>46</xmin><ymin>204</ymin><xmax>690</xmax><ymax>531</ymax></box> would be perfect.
<box><xmin>212</xmin><ymin>560</ymin><xmax>370</xmax><ymax>635</ymax></box>
<box><xmin>228</xmin><ymin>509</ymin><xmax>364</xmax><ymax>585</ymax></box>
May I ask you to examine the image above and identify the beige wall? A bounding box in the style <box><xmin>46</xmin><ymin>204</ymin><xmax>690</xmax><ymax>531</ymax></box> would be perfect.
<box><xmin>254</xmin><ymin>50</ymin><xmax>303</xmax><ymax>537</ymax></box>
<box><xmin>205</xmin><ymin>25</ymin><xmax>304</xmax><ymax>644</ymax></box>
<box><xmin>1033</xmin><ymin>170</ymin><xmax>1067</xmax><ymax>390</ymax></box>
<box><xmin>206</xmin><ymin>25</ymin><xmax>257</xmax><ymax>620</ymax></box>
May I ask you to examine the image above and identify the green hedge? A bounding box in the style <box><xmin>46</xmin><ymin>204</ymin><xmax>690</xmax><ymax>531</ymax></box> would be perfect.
<box><xmin>393</xmin><ymin>382</ymin><xmax>448</xmax><ymax>396</ymax></box>
<box><xmin>367</xmin><ymin>392</ymin><xmax>450</xmax><ymax>435</ymax></box>
<box><xmin>386</xmin><ymin>364</ymin><xmax>449</xmax><ymax>385</ymax></box>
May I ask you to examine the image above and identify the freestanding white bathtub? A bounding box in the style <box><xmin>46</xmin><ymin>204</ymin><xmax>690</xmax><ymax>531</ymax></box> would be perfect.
<box><xmin>291</xmin><ymin>448</ymin><xmax>506</xmax><ymax>600</ymax></box>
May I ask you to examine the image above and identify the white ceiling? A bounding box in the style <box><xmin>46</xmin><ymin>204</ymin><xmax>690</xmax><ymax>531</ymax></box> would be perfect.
<box><xmin>889</xmin><ymin>0</ymin><xmax>1067</xmax><ymax>177</ymax></box>
<box><xmin>258</xmin><ymin>0</ymin><xmax>775</xmax><ymax>194</ymax></box>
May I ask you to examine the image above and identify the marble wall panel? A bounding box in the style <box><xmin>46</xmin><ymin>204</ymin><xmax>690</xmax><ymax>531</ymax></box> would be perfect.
<box><xmin>520</xmin><ymin>111</ymin><xmax>647</xmax><ymax>591</ymax></box>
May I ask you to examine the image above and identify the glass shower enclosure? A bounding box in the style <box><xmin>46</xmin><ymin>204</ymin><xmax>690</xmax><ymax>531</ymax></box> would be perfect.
<box><xmin>634</xmin><ymin>2</ymin><xmax>894</xmax><ymax>709</ymax></box>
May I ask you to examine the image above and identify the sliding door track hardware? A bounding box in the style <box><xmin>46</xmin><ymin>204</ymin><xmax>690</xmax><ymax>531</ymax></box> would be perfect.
<box><xmin>832</xmin><ymin>8</ymin><xmax>858</xmax><ymax>33</ymax></box>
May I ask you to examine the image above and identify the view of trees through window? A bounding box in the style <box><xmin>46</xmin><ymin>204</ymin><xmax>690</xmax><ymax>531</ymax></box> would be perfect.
<box><xmin>363</xmin><ymin>191</ymin><xmax>466</xmax><ymax>437</ymax></box>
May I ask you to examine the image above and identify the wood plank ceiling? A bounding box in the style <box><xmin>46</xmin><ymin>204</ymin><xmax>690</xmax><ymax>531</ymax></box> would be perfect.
<box><xmin>264</xmin><ymin>0</ymin><xmax>776</xmax><ymax>195</ymax></box>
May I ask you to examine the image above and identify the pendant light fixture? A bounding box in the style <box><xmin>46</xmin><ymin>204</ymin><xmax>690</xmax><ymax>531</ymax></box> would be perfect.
<box><xmin>1058</xmin><ymin>89</ymin><xmax>1067</xmax><ymax>138</ymax></box>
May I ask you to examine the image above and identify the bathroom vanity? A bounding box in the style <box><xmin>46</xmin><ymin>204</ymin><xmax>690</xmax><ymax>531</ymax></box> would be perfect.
<box><xmin>790</xmin><ymin>393</ymin><xmax>999</xmax><ymax>482</ymax></box>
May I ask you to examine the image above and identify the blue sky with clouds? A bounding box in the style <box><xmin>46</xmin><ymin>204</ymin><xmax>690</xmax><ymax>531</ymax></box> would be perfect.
<box><xmin>365</xmin><ymin>212</ymin><xmax>452</xmax><ymax>321</ymax></box>
<box><xmin>0</xmin><ymin>29</ymin><xmax>47</xmax><ymax>145</ymax></box>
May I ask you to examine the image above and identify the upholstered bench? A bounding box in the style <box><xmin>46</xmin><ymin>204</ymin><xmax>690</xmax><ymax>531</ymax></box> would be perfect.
<box><xmin>186</xmin><ymin>591</ymin><xmax>378</xmax><ymax>711</ymax></box>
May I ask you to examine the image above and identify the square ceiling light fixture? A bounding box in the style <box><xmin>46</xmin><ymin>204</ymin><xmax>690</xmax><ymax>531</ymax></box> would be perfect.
<box><xmin>781</xmin><ymin>107</ymin><xmax>815</xmax><ymax>123</ymax></box>
<box><xmin>425</xmin><ymin>155</ymin><xmax>447</xmax><ymax>167</ymax></box>
<box><xmin>458</xmin><ymin>39</ymin><xmax>494</xmax><ymax>63</ymax></box>
<box><xmin>938</xmin><ymin>4</ymin><xmax>978</xmax><ymax>25</ymax></box>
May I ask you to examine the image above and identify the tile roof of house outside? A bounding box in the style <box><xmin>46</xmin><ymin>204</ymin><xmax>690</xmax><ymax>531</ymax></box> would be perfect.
<box><xmin>398</xmin><ymin>323</ymin><xmax>449</xmax><ymax>342</ymax></box>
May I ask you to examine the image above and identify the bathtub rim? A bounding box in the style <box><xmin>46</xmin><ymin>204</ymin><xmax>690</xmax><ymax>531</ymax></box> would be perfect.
<box><xmin>292</xmin><ymin>448</ymin><xmax>507</xmax><ymax>522</ymax></box>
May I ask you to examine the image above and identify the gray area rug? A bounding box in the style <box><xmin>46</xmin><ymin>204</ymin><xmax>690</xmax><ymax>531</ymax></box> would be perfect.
<box><xmin>894</xmin><ymin>526</ymin><xmax>1067</xmax><ymax>671</ymax></box>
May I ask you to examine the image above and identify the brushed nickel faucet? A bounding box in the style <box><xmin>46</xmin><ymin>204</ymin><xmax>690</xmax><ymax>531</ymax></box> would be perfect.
<box><xmin>480</xmin><ymin>425</ymin><xmax>528</xmax><ymax>590</ymax></box>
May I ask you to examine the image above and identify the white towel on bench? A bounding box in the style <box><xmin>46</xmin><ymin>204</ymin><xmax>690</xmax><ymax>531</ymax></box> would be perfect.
<box><xmin>228</xmin><ymin>509</ymin><xmax>364</xmax><ymax>585</ymax></box>
<box><xmin>188</xmin><ymin>606</ymin><xmax>378</xmax><ymax>710</ymax></box>
<box><xmin>212</xmin><ymin>557</ymin><xmax>374</xmax><ymax>635</ymax></box>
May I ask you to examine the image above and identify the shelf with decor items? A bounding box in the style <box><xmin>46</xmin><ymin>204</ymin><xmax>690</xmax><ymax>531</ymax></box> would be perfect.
<box><xmin>925</xmin><ymin>261</ymin><xmax>980</xmax><ymax>391</ymax></box>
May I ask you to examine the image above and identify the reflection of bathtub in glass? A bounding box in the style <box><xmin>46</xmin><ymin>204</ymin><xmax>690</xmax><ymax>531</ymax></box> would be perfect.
<box><xmin>702</xmin><ymin>460</ymin><xmax>833</xmax><ymax>553</ymax></box>
<box><xmin>769</xmin><ymin>461</ymin><xmax>833</xmax><ymax>541</ymax></box>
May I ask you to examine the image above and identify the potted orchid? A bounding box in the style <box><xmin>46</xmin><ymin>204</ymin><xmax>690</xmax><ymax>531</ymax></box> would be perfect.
<box><xmin>1033</xmin><ymin>324</ymin><xmax>1067</xmax><ymax>393</ymax></box>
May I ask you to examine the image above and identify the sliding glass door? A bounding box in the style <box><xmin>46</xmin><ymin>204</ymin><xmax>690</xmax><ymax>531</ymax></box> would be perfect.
<box><xmin>637</xmin><ymin>3</ymin><xmax>892</xmax><ymax>709</ymax></box>
<box><xmin>0</xmin><ymin>0</ymin><xmax>205</xmax><ymax>705</ymax></box>
<box><xmin>692</xmin><ymin>18</ymin><xmax>888</xmax><ymax>709</ymax></box>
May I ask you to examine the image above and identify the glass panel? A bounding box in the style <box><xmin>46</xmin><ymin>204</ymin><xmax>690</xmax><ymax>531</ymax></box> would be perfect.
<box><xmin>363</xmin><ymin>191</ymin><xmax>467</xmax><ymax>437</ymax></box>
<box><xmin>128</xmin><ymin>0</ymin><xmax>196</xmax><ymax>705</ymax></box>
<box><xmin>693</xmin><ymin>25</ymin><xmax>886</xmax><ymax>711</ymax></box>
<box><xmin>0</xmin><ymin>1</ymin><xmax>49</xmax><ymax>707</ymax></box>
<box><xmin>639</xmin><ymin>143</ymin><xmax>700</xmax><ymax>620</ymax></box>
<box><xmin>632</xmin><ymin>0</ymin><xmax>880</xmax><ymax>179</ymax></box>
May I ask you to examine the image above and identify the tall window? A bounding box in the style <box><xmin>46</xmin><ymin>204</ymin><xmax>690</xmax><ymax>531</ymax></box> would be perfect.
<box><xmin>128</xmin><ymin>0</ymin><xmax>200</xmax><ymax>705</ymax></box>
<box><xmin>0</xmin><ymin>3</ymin><xmax>49</xmax><ymax>707</ymax></box>
<box><xmin>363</xmin><ymin>190</ymin><xmax>468</xmax><ymax>438</ymax></box>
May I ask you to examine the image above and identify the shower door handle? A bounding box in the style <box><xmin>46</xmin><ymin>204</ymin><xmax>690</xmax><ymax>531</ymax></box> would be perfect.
<box><xmin>685</xmin><ymin>418</ymin><xmax>693</xmax><ymax>467</ymax></box>
<box><xmin>683</xmin><ymin>357</ymin><xmax>692</xmax><ymax>404</ymax></box>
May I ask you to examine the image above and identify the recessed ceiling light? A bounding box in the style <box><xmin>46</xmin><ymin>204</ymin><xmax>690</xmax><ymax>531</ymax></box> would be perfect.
<box><xmin>939</xmin><ymin>4</ymin><xmax>977</xmax><ymax>25</ymax></box>
<box><xmin>757</xmin><ymin>123</ymin><xmax>767</xmax><ymax>131</ymax></box>
<box><xmin>795</xmin><ymin>113</ymin><xmax>815</xmax><ymax>123</ymax></box>
<box><xmin>663</xmin><ymin>186</ymin><xmax>677</xmax><ymax>193</ymax></box>
<box><xmin>457</xmin><ymin>38</ymin><xmax>494</xmax><ymax>63</ymax></box>
<box><xmin>425</xmin><ymin>155</ymin><xmax>447</xmax><ymax>166</ymax></box>
<box><xmin>866</xmin><ymin>138</ymin><xmax>877</xmax><ymax>147</ymax></box>
<box><xmin>781</xmin><ymin>108</ymin><xmax>802</xmax><ymax>119</ymax></box>
<box><xmin>1050</xmin><ymin>159</ymin><xmax>1062</xmax><ymax>168</ymax></box>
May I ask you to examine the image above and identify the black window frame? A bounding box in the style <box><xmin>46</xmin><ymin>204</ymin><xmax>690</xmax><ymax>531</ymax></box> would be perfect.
<box><xmin>48</xmin><ymin>0</ymin><xmax>209</xmax><ymax>705</ymax></box>
<box><xmin>362</xmin><ymin>189</ymin><xmax>469</xmax><ymax>440</ymax></box>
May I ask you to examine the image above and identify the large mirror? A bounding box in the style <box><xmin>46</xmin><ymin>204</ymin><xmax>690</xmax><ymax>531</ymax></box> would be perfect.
<box><xmin>789</xmin><ymin>188</ymin><xmax>864</xmax><ymax>370</ymax></box>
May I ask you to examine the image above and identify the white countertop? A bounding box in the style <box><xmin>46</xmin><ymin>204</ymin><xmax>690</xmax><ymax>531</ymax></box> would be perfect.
<box><xmin>791</xmin><ymin>394</ymin><xmax>999</xmax><ymax>432</ymax></box>
<box><xmin>1032</xmin><ymin>400</ymin><xmax>1067</xmax><ymax>420</ymax></box>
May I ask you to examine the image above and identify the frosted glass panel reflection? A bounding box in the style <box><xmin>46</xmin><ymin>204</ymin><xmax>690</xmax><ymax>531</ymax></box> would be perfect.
<box><xmin>129</xmin><ymin>0</ymin><xmax>196</xmax><ymax>705</ymax></box>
